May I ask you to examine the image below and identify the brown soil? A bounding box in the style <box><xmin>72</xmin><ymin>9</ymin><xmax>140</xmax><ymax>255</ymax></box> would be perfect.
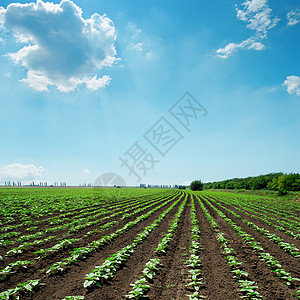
<box><xmin>206</xmin><ymin>196</ymin><xmax>300</xmax><ymax>250</ymax></box>
<box><xmin>147</xmin><ymin>194</ymin><xmax>192</xmax><ymax>300</ymax></box>
<box><xmin>0</xmin><ymin>195</ymin><xmax>168</xmax><ymax>267</ymax></box>
<box><xmin>200</xmin><ymin>196</ymin><xmax>299</xmax><ymax>299</ymax></box>
<box><xmin>1</xmin><ymin>190</ymin><xmax>299</xmax><ymax>300</ymax></box>
<box><xmin>2</xmin><ymin>192</ymin><xmax>182</xmax><ymax>299</ymax></box>
<box><xmin>193</xmin><ymin>195</ymin><xmax>241</xmax><ymax>300</ymax></box>
<box><xmin>205</xmin><ymin>197</ymin><xmax>300</xmax><ymax>278</ymax></box>
<box><xmin>85</xmin><ymin>193</ymin><xmax>187</xmax><ymax>299</ymax></box>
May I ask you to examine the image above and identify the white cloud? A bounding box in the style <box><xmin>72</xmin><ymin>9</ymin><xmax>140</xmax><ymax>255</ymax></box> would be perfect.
<box><xmin>83</xmin><ymin>169</ymin><xmax>91</xmax><ymax>173</ymax></box>
<box><xmin>236</xmin><ymin>0</ymin><xmax>279</xmax><ymax>38</ymax></box>
<box><xmin>216</xmin><ymin>38</ymin><xmax>265</xmax><ymax>58</ymax></box>
<box><xmin>217</xmin><ymin>0</ymin><xmax>278</xmax><ymax>58</ymax></box>
<box><xmin>287</xmin><ymin>9</ymin><xmax>300</xmax><ymax>26</ymax></box>
<box><xmin>124</xmin><ymin>22</ymin><xmax>156</xmax><ymax>60</ymax></box>
<box><xmin>247</xmin><ymin>40</ymin><xmax>265</xmax><ymax>50</ymax></box>
<box><xmin>283</xmin><ymin>76</ymin><xmax>300</xmax><ymax>96</ymax></box>
<box><xmin>20</xmin><ymin>70</ymin><xmax>52</xmax><ymax>92</ymax></box>
<box><xmin>0</xmin><ymin>163</ymin><xmax>45</xmax><ymax>180</ymax></box>
<box><xmin>0</xmin><ymin>7</ymin><xmax>5</xmax><ymax>28</ymax></box>
<box><xmin>127</xmin><ymin>23</ymin><xmax>142</xmax><ymax>40</ymax></box>
<box><xmin>84</xmin><ymin>75</ymin><xmax>110</xmax><ymax>91</ymax></box>
<box><xmin>1</xmin><ymin>0</ymin><xmax>117</xmax><ymax>92</ymax></box>
<box><xmin>131</xmin><ymin>42</ymin><xmax>143</xmax><ymax>52</ymax></box>
<box><xmin>217</xmin><ymin>42</ymin><xmax>241</xmax><ymax>59</ymax></box>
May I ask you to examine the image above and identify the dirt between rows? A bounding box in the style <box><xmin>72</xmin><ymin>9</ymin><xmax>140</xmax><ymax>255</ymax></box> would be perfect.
<box><xmin>0</xmin><ymin>193</ymin><xmax>165</xmax><ymax>244</ymax></box>
<box><xmin>209</xmin><ymin>195</ymin><xmax>300</xmax><ymax>228</ymax></box>
<box><xmin>193</xmin><ymin>195</ymin><xmax>242</xmax><ymax>300</ymax></box>
<box><xmin>204</xmin><ymin>196</ymin><xmax>300</xmax><ymax>252</ymax></box>
<box><xmin>66</xmin><ymin>192</ymin><xmax>243</xmax><ymax>300</ymax></box>
<box><xmin>0</xmin><ymin>193</ymin><xmax>179</xmax><ymax>293</ymax></box>
<box><xmin>0</xmin><ymin>194</ymin><xmax>169</xmax><ymax>269</ymax></box>
<box><xmin>6</xmin><ymin>192</ymin><xmax>183</xmax><ymax>299</ymax></box>
<box><xmin>147</xmin><ymin>194</ymin><xmax>192</xmax><ymax>300</ymax></box>
<box><xmin>200</xmin><ymin>196</ymin><xmax>298</xmax><ymax>299</ymax></box>
<box><xmin>1</xmin><ymin>191</ymin><xmax>299</xmax><ymax>299</ymax></box>
<box><xmin>204</xmin><ymin>196</ymin><xmax>300</xmax><ymax>236</ymax></box>
<box><xmin>86</xmin><ymin>193</ymin><xmax>188</xmax><ymax>300</ymax></box>
<box><xmin>206</xmin><ymin>197</ymin><xmax>300</xmax><ymax>279</ymax></box>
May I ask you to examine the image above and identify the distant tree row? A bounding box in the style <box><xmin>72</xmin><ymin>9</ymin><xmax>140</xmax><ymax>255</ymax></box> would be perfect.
<box><xmin>203</xmin><ymin>172</ymin><xmax>300</xmax><ymax>191</ymax></box>
<box><xmin>267</xmin><ymin>173</ymin><xmax>300</xmax><ymax>192</ymax></box>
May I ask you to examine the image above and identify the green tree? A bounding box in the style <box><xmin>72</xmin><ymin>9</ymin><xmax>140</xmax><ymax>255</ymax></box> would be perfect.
<box><xmin>190</xmin><ymin>180</ymin><xmax>203</xmax><ymax>191</ymax></box>
<box><xmin>267</xmin><ymin>178</ymin><xmax>278</xmax><ymax>190</ymax></box>
<box><xmin>282</xmin><ymin>173</ymin><xmax>300</xmax><ymax>191</ymax></box>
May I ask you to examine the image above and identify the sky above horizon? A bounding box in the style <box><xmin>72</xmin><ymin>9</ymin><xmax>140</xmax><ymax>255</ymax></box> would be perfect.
<box><xmin>0</xmin><ymin>0</ymin><xmax>299</xmax><ymax>186</ymax></box>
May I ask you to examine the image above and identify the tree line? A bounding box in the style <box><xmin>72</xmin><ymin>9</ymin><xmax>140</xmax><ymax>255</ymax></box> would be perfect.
<box><xmin>203</xmin><ymin>172</ymin><xmax>300</xmax><ymax>192</ymax></box>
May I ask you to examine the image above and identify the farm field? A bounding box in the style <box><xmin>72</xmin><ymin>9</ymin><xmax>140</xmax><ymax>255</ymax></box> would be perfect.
<box><xmin>0</xmin><ymin>188</ymin><xmax>299</xmax><ymax>299</ymax></box>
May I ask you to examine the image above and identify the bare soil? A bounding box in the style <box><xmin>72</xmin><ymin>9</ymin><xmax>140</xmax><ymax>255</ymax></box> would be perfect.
<box><xmin>1</xmin><ymin>191</ymin><xmax>299</xmax><ymax>299</ymax></box>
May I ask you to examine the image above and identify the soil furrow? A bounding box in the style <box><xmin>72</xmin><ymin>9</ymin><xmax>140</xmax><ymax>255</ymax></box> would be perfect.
<box><xmin>207</xmin><ymin>198</ymin><xmax>300</xmax><ymax>278</ymax></box>
<box><xmin>146</xmin><ymin>194</ymin><xmax>191</xmax><ymax>299</ymax></box>
<box><xmin>206</xmin><ymin>196</ymin><xmax>300</xmax><ymax>249</ymax></box>
<box><xmin>200</xmin><ymin>195</ymin><xmax>297</xmax><ymax>300</ymax></box>
<box><xmin>83</xmin><ymin>194</ymin><xmax>187</xmax><ymax>299</ymax></box>
<box><xmin>0</xmin><ymin>195</ymin><xmax>170</xmax><ymax>272</ymax></box>
<box><xmin>16</xmin><ymin>193</ymin><xmax>182</xmax><ymax>299</ymax></box>
<box><xmin>194</xmin><ymin>195</ymin><xmax>241</xmax><ymax>300</ymax></box>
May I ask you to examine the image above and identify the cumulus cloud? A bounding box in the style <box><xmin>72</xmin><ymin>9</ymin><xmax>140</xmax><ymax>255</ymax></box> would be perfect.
<box><xmin>283</xmin><ymin>76</ymin><xmax>300</xmax><ymax>96</ymax></box>
<box><xmin>0</xmin><ymin>163</ymin><xmax>45</xmax><ymax>180</ymax></box>
<box><xmin>217</xmin><ymin>0</ymin><xmax>279</xmax><ymax>58</ymax></box>
<box><xmin>287</xmin><ymin>9</ymin><xmax>300</xmax><ymax>26</ymax></box>
<box><xmin>0</xmin><ymin>0</ymin><xmax>117</xmax><ymax>92</ymax></box>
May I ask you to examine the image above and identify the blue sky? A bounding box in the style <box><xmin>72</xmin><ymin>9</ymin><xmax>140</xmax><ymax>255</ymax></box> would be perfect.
<box><xmin>0</xmin><ymin>0</ymin><xmax>299</xmax><ymax>186</ymax></box>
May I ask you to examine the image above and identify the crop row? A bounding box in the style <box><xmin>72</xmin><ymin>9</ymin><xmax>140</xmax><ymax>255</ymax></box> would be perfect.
<box><xmin>196</xmin><ymin>195</ymin><xmax>262</xmax><ymax>299</ymax></box>
<box><xmin>210</xmin><ymin>195</ymin><xmax>300</xmax><ymax>240</ymax></box>
<box><xmin>0</xmin><ymin>192</ymin><xmax>171</xmax><ymax>247</ymax></box>
<box><xmin>83</xmin><ymin>193</ymin><xmax>186</xmax><ymax>289</ymax></box>
<box><xmin>0</xmin><ymin>191</ymin><xmax>181</xmax><ymax>299</ymax></box>
<box><xmin>45</xmin><ymin>193</ymin><xmax>180</xmax><ymax>276</ymax></box>
<box><xmin>208</xmin><ymin>198</ymin><xmax>300</xmax><ymax>257</ymax></box>
<box><xmin>221</xmin><ymin>193</ymin><xmax>299</xmax><ymax>220</ymax></box>
<box><xmin>124</xmin><ymin>193</ymin><xmax>188</xmax><ymax>299</ymax></box>
<box><xmin>209</xmin><ymin>193</ymin><xmax>300</xmax><ymax>231</ymax></box>
<box><xmin>1</xmin><ymin>192</ymin><xmax>174</xmax><ymax>256</ymax></box>
<box><xmin>202</xmin><ymin>197</ymin><xmax>300</xmax><ymax>296</ymax></box>
<box><xmin>0</xmin><ymin>192</ymin><xmax>179</xmax><ymax>292</ymax></box>
<box><xmin>0</xmin><ymin>188</ymin><xmax>169</xmax><ymax>226</ymax></box>
<box><xmin>32</xmin><ymin>194</ymin><xmax>173</xmax><ymax>260</ymax></box>
<box><xmin>184</xmin><ymin>195</ymin><xmax>205</xmax><ymax>300</ymax></box>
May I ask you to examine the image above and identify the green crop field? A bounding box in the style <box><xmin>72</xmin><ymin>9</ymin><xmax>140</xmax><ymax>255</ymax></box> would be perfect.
<box><xmin>0</xmin><ymin>188</ymin><xmax>299</xmax><ymax>299</ymax></box>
